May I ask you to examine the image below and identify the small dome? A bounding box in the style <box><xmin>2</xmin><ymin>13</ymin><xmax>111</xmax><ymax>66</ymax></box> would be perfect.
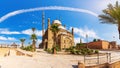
<box><xmin>58</xmin><ymin>26</ymin><xmax>66</xmax><ymax>30</ymax></box>
<box><xmin>53</xmin><ymin>20</ymin><xmax>62</xmax><ymax>25</ymax></box>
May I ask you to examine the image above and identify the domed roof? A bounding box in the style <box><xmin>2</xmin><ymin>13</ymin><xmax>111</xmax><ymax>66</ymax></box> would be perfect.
<box><xmin>58</xmin><ymin>26</ymin><xmax>66</xmax><ymax>30</ymax></box>
<box><xmin>53</xmin><ymin>20</ymin><xmax>62</xmax><ymax>25</ymax></box>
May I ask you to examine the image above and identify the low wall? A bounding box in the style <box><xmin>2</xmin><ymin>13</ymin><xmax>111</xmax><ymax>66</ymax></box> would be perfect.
<box><xmin>16</xmin><ymin>49</ymin><xmax>33</xmax><ymax>57</ymax></box>
<box><xmin>78</xmin><ymin>61</ymin><xmax>120</xmax><ymax>68</ymax></box>
<box><xmin>16</xmin><ymin>50</ymin><xmax>25</xmax><ymax>56</ymax></box>
<box><xmin>109</xmin><ymin>61</ymin><xmax>120</xmax><ymax>68</ymax></box>
<box><xmin>86</xmin><ymin>63</ymin><xmax>109</xmax><ymax>68</ymax></box>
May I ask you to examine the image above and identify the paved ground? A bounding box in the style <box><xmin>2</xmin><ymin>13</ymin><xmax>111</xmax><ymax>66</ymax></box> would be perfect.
<box><xmin>0</xmin><ymin>48</ymin><xmax>9</xmax><ymax>57</ymax></box>
<box><xmin>0</xmin><ymin>49</ymin><xmax>80</xmax><ymax>68</ymax></box>
<box><xmin>0</xmin><ymin>49</ymin><xmax>120</xmax><ymax>68</ymax></box>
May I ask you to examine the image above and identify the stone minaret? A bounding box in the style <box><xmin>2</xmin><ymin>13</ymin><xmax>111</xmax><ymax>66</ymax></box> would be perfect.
<box><xmin>47</xmin><ymin>18</ymin><xmax>53</xmax><ymax>49</ymax></box>
<box><xmin>72</xmin><ymin>28</ymin><xmax>74</xmax><ymax>46</ymax></box>
<box><xmin>72</xmin><ymin>28</ymin><xmax>74</xmax><ymax>35</ymax></box>
<box><xmin>48</xmin><ymin>18</ymin><xmax>51</xmax><ymax>29</ymax></box>
<box><xmin>42</xmin><ymin>11</ymin><xmax>45</xmax><ymax>38</ymax></box>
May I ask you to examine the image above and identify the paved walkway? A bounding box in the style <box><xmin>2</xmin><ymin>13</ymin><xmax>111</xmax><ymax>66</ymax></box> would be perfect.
<box><xmin>9</xmin><ymin>49</ymin><xmax>16</xmax><ymax>56</ymax></box>
<box><xmin>0</xmin><ymin>49</ymin><xmax>120</xmax><ymax>68</ymax></box>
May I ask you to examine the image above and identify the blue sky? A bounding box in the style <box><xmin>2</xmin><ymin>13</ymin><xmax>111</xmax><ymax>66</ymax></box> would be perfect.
<box><xmin>0</xmin><ymin>0</ymin><xmax>119</xmax><ymax>46</ymax></box>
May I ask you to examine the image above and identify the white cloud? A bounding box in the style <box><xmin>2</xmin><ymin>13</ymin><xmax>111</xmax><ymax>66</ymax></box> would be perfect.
<box><xmin>37</xmin><ymin>39</ymin><xmax>42</xmax><ymax>43</ymax></box>
<box><xmin>1</xmin><ymin>31</ymin><xmax>20</xmax><ymax>34</ymax></box>
<box><xmin>0</xmin><ymin>6</ymin><xmax>98</xmax><ymax>23</ymax></box>
<box><xmin>70</xmin><ymin>27</ymin><xmax>100</xmax><ymax>39</ymax></box>
<box><xmin>36</xmin><ymin>39</ymin><xmax>42</xmax><ymax>47</ymax></box>
<box><xmin>22</xmin><ymin>29</ymin><xmax>32</xmax><ymax>35</ymax></box>
<box><xmin>82</xmin><ymin>0</ymin><xmax>119</xmax><ymax>13</ymax></box>
<box><xmin>0</xmin><ymin>28</ymin><xmax>42</xmax><ymax>37</ymax></box>
<box><xmin>0</xmin><ymin>36</ymin><xmax>16</xmax><ymax>41</ymax></box>
<box><xmin>74</xmin><ymin>37</ymin><xmax>85</xmax><ymax>44</ymax></box>
<box><xmin>22</xmin><ymin>29</ymin><xmax>42</xmax><ymax>37</ymax></box>
<box><xmin>8</xmin><ymin>37</ymin><xmax>16</xmax><ymax>41</ymax></box>
<box><xmin>0</xmin><ymin>28</ymin><xmax>20</xmax><ymax>34</ymax></box>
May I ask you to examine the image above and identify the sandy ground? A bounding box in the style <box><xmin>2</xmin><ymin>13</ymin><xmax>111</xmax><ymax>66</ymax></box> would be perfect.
<box><xmin>0</xmin><ymin>49</ymin><xmax>120</xmax><ymax>68</ymax></box>
<box><xmin>0</xmin><ymin>48</ymin><xmax>9</xmax><ymax>57</ymax></box>
<box><xmin>0</xmin><ymin>49</ymin><xmax>82</xmax><ymax>68</ymax></box>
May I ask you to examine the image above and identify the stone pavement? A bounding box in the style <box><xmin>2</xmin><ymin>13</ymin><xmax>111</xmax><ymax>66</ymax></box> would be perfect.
<box><xmin>0</xmin><ymin>49</ymin><xmax>120</xmax><ymax>68</ymax></box>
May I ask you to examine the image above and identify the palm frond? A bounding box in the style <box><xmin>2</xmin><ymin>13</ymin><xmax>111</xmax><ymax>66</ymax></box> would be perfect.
<box><xmin>99</xmin><ymin>15</ymin><xmax>117</xmax><ymax>24</ymax></box>
<box><xmin>31</xmin><ymin>34</ymin><xmax>37</xmax><ymax>40</ymax></box>
<box><xmin>32</xmin><ymin>28</ymin><xmax>36</xmax><ymax>33</ymax></box>
<box><xmin>20</xmin><ymin>38</ymin><xmax>25</xmax><ymax>42</ymax></box>
<box><xmin>99</xmin><ymin>1</ymin><xmax>120</xmax><ymax>24</ymax></box>
<box><xmin>51</xmin><ymin>24</ymin><xmax>59</xmax><ymax>33</ymax></box>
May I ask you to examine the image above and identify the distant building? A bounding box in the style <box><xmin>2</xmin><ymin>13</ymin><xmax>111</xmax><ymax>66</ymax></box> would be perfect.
<box><xmin>87</xmin><ymin>40</ymin><xmax>118</xmax><ymax>49</ymax></box>
<box><xmin>11</xmin><ymin>42</ymin><xmax>18</xmax><ymax>48</ymax></box>
<box><xmin>0</xmin><ymin>44</ymin><xmax>9</xmax><ymax>48</ymax></box>
<box><xmin>41</xmin><ymin>18</ymin><xmax>74</xmax><ymax>50</ymax></box>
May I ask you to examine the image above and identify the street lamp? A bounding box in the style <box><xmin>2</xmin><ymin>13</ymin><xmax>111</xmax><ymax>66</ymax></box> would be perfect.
<box><xmin>86</xmin><ymin>34</ymin><xmax>88</xmax><ymax>48</ymax></box>
<box><xmin>113</xmin><ymin>36</ymin><xmax>115</xmax><ymax>41</ymax></box>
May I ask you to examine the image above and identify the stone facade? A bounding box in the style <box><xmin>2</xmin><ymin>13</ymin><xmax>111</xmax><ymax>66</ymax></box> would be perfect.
<box><xmin>41</xmin><ymin>18</ymin><xmax>74</xmax><ymax>50</ymax></box>
<box><xmin>87</xmin><ymin>40</ymin><xmax>118</xmax><ymax>49</ymax></box>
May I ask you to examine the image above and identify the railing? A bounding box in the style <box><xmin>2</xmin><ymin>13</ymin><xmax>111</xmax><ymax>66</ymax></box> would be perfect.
<box><xmin>84</xmin><ymin>53</ymin><xmax>120</xmax><ymax>66</ymax></box>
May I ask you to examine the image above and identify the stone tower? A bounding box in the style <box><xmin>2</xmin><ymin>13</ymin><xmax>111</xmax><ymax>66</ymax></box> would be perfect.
<box><xmin>42</xmin><ymin>11</ymin><xmax>45</xmax><ymax>39</ymax></box>
<box><xmin>47</xmin><ymin>18</ymin><xmax>53</xmax><ymax>49</ymax></box>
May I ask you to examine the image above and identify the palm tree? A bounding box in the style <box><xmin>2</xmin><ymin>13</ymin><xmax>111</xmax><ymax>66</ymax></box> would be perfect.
<box><xmin>32</xmin><ymin>28</ymin><xmax>36</xmax><ymax>33</ymax></box>
<box><xmin>20</xmin><ymin>38</ymin><xmax>25</xmax><ymax>48</ymax></box>
<box><xmin>31</xmin><ymin>28</ymin><xmax>37</xmax><ymax>52</ymax></box>
<box><xmin>51</xmin><ymin>24</ymin><xmax>59</xmax><ymax>46</ymax></box>
<box><xmin>99</xmin><ymin>1</ymin><xmax>120</xmax><ymax>39</ymax></box>
<box><xmin>51</xmin><ymin>24</ymin><xmax>59</xmax><ymax>54</ymax></box>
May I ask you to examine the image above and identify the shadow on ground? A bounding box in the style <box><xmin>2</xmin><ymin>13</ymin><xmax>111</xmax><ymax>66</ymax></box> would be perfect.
<box><xmin>72</xmin><ymin>65</ymin><xmax>77</xmax><ymax>68</ymax></box>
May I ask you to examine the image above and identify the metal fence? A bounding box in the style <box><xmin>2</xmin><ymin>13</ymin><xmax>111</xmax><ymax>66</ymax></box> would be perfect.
<box><xmin>84</xmin><ymin>53</ymin><xmax>120</xmax><ymax>66</ymax></box>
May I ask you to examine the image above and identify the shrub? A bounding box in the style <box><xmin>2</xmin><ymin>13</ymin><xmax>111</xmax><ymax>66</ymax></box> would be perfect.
<box><xmin>76</xmin><ymin>50</ymin><xmax>81</xmax><ymax>55</ymax></box>
<box><xmin>70</xmin><ymin>48</ymin><xmax>76</xmax><ymax>54</ymax></box>
<box><xmin>21</xmin><ymin>45</ymin><xmax>33</xmax><ymax>51</ymax></box>
<box><xmin>68</xmin><ymin>46</ymin><xmax>99</xmax><ymax>55</ymax></box>
<box><xmin>76</xmin><ymin>43</ymin><xmax>85</xmax><ymax>50</ymax></box>
<box><xmin>46</xmin><ymin>48</ymin><xmax>53</xmax><ymax>53</ymax></box>
<box><xmin>65</xmin><ymin>46</ymin><xmax>75</xmax><ymax>52</ymax></box>
<box><xmin>51</xmin><ymin>45</ymin><xmax>61</xmax><ymax>52</ymax></box>
<box><xmin>95</xmin><ymin>50</ymin><xmax>99</xmax><ymax>54</ymax></box>
<box><xmin>81</xmin><ymin>51</ymin><xmax>87</xmax><ymax>55</ymax></box>
<box><xmin>87</xmin><ymin>50</ymin><xmax>93</xmax><ymax>55</ymax></box>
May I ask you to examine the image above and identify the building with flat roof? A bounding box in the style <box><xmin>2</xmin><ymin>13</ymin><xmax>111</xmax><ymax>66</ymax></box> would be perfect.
<box><xmin>87</xmin><ymin>40</ymin><xmax>118</xmax><ymax>49</ymax></box>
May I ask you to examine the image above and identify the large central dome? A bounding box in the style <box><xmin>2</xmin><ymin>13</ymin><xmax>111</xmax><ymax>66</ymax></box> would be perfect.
<box><xmin>52</xmin><ymin>20</ymin><xmax>62</xmax><ymax>25</ymax></box>
<box><xmin>58</xmin><ymin>26</ymin><xmax>66</xmax><ymax>30</ymax></box>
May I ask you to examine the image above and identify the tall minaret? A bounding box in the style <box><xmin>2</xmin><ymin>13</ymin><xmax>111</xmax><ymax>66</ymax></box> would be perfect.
<box><xmin>42</xmin><ymin>11</ymin><xmax>45</xmax><ymax>38</ymax></box>
<box><xmin>72</xmin><ymin>28</ymin><xmax>74</xmax><ymax>35</ymax></box>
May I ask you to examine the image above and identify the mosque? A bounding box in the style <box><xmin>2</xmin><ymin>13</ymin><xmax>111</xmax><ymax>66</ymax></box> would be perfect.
<box><xmin>40</xmin><ymin>12</ymin><xmax>74</xmax><ymax>50</ymax></box>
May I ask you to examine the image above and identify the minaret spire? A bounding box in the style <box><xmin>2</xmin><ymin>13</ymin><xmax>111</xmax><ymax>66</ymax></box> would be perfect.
<box><xmin>42</xmin><ymin>11</ymin><xmax>45</xmax><ymax>38</ymax></box>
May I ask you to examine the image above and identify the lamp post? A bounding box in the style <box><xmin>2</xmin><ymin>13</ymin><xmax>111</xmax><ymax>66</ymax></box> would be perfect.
<box><xmin>113</xmin><ymin>36</ymin><xmax>115</xmax><ymax>41</ymax></box>
<box><xmin>86</xmin><ymin>34</ymin><xmax>88</xmax><ymax>49</ymax></box>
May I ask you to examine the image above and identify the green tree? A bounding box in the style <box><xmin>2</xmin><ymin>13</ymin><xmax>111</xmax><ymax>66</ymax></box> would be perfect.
<box><xmin>93</xmin><ymin>39</ymin><xmax>97</xmax><ymax>42</ymax></box>
<box><xmin>31</xmin><ymin>28</ymin><xmax>37</xmax><ymax>52</ymax></box>
<box><xmin>20</xmin><ymin>38</ymin><xmax>25</xmax><ymax>48</ymax></box>
<box><xmin>99</xmin><ymin>1</ymin><xmax>120</xmax><ymax>39</ymax></box>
